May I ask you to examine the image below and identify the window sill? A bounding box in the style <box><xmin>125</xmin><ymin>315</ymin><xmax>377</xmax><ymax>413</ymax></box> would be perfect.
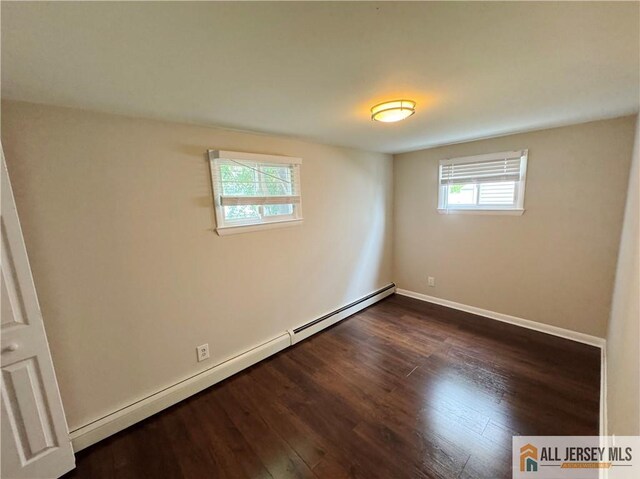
<box><xmin>216</xmin><ymin>218</ymin><xmax>303</xmax><ymax>236</ymax></box>
<box><xmin>437</xmin><ymin>208</ymin><xmax>525</xmax><ymax>216</ymax></box>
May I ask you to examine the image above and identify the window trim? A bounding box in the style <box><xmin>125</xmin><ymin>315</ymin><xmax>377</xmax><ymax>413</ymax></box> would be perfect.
<box><xmin>208</xmin><ymin>150</ymin><xmax>303</xmax><ymax>236</ymax></box>
<box><xmin>437</xmin><ymin>208</ymin><xmax>525</xmax><ymax>216</ymax></box>
<box><xmin>215</xmin><ymin>218</ymin><xmax>303</xmax><ymax>236</ymax></box>
<box><xmin>437</xmin><ymin>149</ymin><xmax>528</xmax><ymax>215</ymax></box>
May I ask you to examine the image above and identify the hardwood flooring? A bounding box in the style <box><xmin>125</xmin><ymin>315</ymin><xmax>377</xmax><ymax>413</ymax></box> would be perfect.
<box><xmin>63</xmin><ymin>294</ymin><xmax>601</xmax><ymax>478</ymax></box>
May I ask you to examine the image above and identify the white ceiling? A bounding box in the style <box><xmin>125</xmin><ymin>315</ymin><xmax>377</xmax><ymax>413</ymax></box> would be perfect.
<box><xmin>2</xmin><ymin>2</ymin><xmax>638</xmax><ymax>154</ymax></box>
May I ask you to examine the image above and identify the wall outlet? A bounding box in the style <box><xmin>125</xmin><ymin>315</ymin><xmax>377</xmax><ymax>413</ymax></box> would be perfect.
<box><xmin>196</xmin><ymin>344</ymin><xmax>210</xmax><ymax>362</ymax></box>
<box><xmin>428</xmin><ymin>276</ymin><xmax>436</xmax><ymax>287</ymax></box>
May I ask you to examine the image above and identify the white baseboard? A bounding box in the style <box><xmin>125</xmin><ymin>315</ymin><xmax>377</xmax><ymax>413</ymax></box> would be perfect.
<box><xmin>600</xmin><ymin>345</ymin><xmax>608</xmax><ymax>436</ymax></box>
<box><xmin>395</xmin><ymin>288</ymin><xmax>606</xmax><ymax>348</ymax></box>
<box><xmin>69</xmin><ymin>333</ymin><xmax>290</xmax><ymax>451</ymax></box>
<box><xmin>70</xmin><ymin>285</ymin><xmax>604</xmax><ymax>453</ymax></box>
<box><xmin>396</xmin><ymin>288</ymin><xmax>607</xmax><ymax>437</ymax></box>
<box><xmin>69</xmin><ymin>284</ymin><xmax>395</xmax><ymax>452</ymax></box>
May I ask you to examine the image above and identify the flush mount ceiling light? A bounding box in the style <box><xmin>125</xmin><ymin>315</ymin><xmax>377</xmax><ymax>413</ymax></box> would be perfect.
<box><xmin>370</xmin><ymin>99</ymin><xmax>416</xmax><ymax>122</ymax></box>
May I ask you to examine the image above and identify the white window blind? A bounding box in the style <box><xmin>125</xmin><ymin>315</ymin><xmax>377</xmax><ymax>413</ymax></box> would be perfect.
<box><xmin>438</xmin><ymin>150</ymin><xmax>528</xmax><ymax>214</ymax></box>
<box><xmin>208</xmin><ymin>150</ymin><xmax>303</xmax><ymax>235</ymax></box>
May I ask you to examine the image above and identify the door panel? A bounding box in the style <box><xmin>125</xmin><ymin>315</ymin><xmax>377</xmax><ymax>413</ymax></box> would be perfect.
<box><xmin>2</xmin><ymin>358</ymin><xmax>57</xmax><ymax>460</ymax></box>
<box><xmin>1</xmin><ymin>226</ymin><xmax>29</xmax><ymax>330</ymax></box>
<box><xmin>1</xmin><ymin>151</ymin><xmax>75</xmax><ymax>478</ymax></box>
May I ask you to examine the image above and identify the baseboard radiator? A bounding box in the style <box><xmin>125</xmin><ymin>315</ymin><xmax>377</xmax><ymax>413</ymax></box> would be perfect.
<box><xmin>288</xmin><ymin>283</ymin><xmax>396</xmax><ymax>344</ymax></box>
<box><xmin>69</xmin><ymin>283</ymin><xmax>396</xmax><ymax>452</ymax></box>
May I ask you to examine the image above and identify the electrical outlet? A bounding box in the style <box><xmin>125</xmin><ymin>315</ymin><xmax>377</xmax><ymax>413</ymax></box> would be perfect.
<box><xmin>428</xmin><ymin>276</ymin><xmax>436</xmax><ymax>287</ymax></box>
<box><xmin>196</xmin><ymin>344</ymin><xmax>210</xmax><ymax>362</ymax></box>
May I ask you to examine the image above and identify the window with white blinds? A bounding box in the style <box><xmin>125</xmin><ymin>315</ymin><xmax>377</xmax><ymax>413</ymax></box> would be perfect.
<box><xmin>438</xmin><ymin>150</ymin><xmax>528</xmax><ymax>214</ymax></box>
<box><xmin>208</xmin><ymin>150</ymin><xmax>303</xmax><ymax>235</ymax></box>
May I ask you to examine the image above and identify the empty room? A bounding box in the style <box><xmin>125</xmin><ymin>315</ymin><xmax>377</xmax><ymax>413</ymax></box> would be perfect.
<box><xmin>0</xmin><ymin>2</ymin><xmax>638</xmax><ymax>478</ymax></box>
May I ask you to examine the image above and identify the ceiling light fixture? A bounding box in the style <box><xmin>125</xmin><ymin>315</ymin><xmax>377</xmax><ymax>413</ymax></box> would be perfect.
<box><xmin>370</xmin><ymin>99</ymin><xmax>416</xmax><ymax>122</ymax></box>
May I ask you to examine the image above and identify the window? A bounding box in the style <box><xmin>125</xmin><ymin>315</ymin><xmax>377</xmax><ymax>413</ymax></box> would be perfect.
<box><xmin>208</xmin><ymin>150</ymin><xmax>303</xmax><ymax>235</ymax></box>
<box><xmin>438</xmin><ymin>150</ymin><xmax>528</xmax><ymax>215</ymax></box>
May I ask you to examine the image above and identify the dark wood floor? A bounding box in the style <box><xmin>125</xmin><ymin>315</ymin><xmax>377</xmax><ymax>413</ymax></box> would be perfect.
<box><xmin>64</xmin><ymin>294</ymin><xmax>600</xmax><ymax>479</ymax></box>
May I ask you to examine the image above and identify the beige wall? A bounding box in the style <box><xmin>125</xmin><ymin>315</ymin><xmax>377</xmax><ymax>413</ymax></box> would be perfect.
<box><xmin>3</xmin><ymin>98</ymin><xmax>636</xmax><ymax>436</ymax></box>
<box><xmin>607</xmin><ymin>117</ymin><xmax>639</xmax><ymax>435</ymax></box>
<box><xmin>0</xmin><ymin>100</ymin><xmax>393</xmax><ymax>431</ymax></box>
<box><xmin>393</xmin><ymin>117</ymin><xmax>636</xmax><ymax>338</ymax></box>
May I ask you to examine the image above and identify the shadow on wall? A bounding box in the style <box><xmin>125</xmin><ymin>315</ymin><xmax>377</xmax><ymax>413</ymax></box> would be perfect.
<box><xmin>344</xmin><ymin>176</ymin><xmax>388</xmax><ymax>301</ymax></box>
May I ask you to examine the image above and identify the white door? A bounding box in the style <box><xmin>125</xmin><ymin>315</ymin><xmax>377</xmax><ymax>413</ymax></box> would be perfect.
<box><xmin>1</xmin><ymin>151</ymin><xmax>75</xmax><ymax>478</ymax></box>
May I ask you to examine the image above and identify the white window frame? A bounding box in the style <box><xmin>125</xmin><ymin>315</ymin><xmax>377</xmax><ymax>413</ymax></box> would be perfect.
<box><xmin>208</xmin><ymin>150</ymin><xmax>303</xmax><ymax>235</ymax></box>
<box><xmin>437</xmin><ymin>149</ymin><xmax>528</xmax><ymax>215</ymax></box>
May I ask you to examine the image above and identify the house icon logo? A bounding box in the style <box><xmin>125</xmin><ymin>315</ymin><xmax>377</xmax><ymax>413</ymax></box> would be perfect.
<box><xmin>520</xmin><ymin>443</ymin><xmax>538</xmax><ymax>472</ymax></box>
